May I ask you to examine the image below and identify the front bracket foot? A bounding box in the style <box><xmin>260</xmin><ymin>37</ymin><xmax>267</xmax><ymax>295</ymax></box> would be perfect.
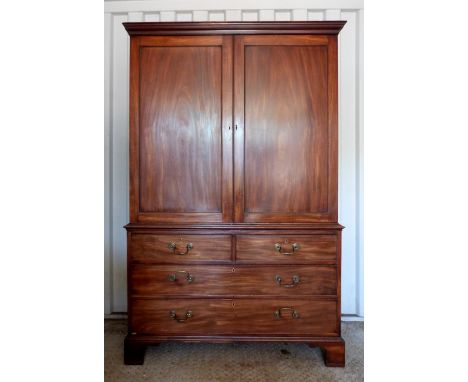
<box><xmin>124</xmin><ymin>336</ymin><xmax>146</xmax><ymax>365</ymax></box>
<box><xmin>319</xmin><ymin>341</ymin><xmax>345</xmax><ymax>367</ymax></box>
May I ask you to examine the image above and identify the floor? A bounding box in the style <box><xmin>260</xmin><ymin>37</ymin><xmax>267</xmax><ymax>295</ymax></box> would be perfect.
<box><xmin>105</xmin><ymin>320</ymin><xmax>363</xmax><ymax>382</ymax></box>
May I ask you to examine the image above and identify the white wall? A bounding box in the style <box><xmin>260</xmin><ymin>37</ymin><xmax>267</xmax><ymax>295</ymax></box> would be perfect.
<box><xmin>104</xmin><ymin>0</ymin><xmax>364</xmax><ymax>317</ymax></box>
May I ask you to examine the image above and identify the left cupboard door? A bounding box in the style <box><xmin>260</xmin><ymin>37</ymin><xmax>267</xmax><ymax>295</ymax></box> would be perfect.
<box><xmin>129</xmin><ymin>36</ymin><xmax>233</xmax><ymax>223</ymax></box>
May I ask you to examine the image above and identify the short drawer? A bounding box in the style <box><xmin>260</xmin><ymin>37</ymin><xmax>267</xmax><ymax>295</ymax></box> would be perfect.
<box><xmin>130</xmin><ymin>298</ymin><xmax>338</xmax><ymax>336</ymax></box>
<box><xmin>130</xmin><ymin>265</ymin><xmax>337</xmax><ymax>296</ymax></box>
<box><xmin>129</xmin><ymin>234</ymin><xmax>231</xmax><ymax>263</ymax></box>
<box><xmin>236</xmin><ymin>235</ymin><xmax>337</xmax><ymax>264</ymax></box>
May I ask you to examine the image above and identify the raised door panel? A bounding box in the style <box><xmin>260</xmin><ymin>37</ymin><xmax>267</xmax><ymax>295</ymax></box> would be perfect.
<box><xmin>234</xmin><ymin>35</ymin><xmax>338</xmax><ymax>223</ymax></box>
<box><xmin>130</xmin><ymin>36</ymin><xmax>233</xmax><ymax>223</ymax></box>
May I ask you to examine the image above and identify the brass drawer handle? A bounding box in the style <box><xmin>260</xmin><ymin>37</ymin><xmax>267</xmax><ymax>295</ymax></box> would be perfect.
<box><xmin>274</xmin><ymin>242</ymin><xmax>300</xmax><ymax>255</ymax></box>
<box><xmin>275</xmin><ymin>275</ymin><xmax>300</xmax><ymax>288</ymax></box>
<box><xmin>168</xmin><ymin>242</ymin><xmax>193</xmax><ymax>255</ymax></box>
<box><xmin>169</xmin><ymin>310</ymin><xmax>193</xmax><ymax>323</ymax></box>
<box><xmin>274</xmin><ymin>307</ymin><xmax>300</xmax><ymax>319</ymax></box>
<box><xmin>168</xmin><ymin>270</ymin><xmax>194</xmax><ymax>284</ymax></box>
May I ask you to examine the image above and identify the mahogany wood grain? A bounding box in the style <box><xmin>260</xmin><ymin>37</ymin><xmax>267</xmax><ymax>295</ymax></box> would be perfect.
<box><xmin>315</xmin><ymin>341</ymin><xmax>345</xmax><ymax>367</ymax></box>
<box><xmin>236</xmin><ymin>235</ymin><xmax>337</xmax><ymax>264</ymax></box>
<box><xmin>129</xmin><ymin>265</ymin><xmax>337</xmax><ymax>296</ymax></box>
<box><xmin>327</xmin><ymin>36</ymin><xmax>339</xmax><ymax>222</ymax></box>
<box><xmin>123</xmin><ymin>21</ymin><xmax>347</xmax><ymax>36</ymax></box>
<box><xmin>129</xmin><ymin>233</ymin><xmax>232</xmax><ymax>263</ymax></box>
<box><xmin>130</xmin><ymin>298</ymin><xmax>338</xmax><ymax>336</ymax></box>
<box><xmin>125</xmin><ymin>222</ymin><xmax>345</xmax><ymax>231</ymax></box>
<box><xmin>221</xmin><ymin>36</ymin><xmax>234</xmax><ymax>222</ymax></box>
<box><xmin>139</xmin><ymin>44</ymin><xmax>221</xmax><ymax>213</ymax></box>
<box><xmin>233</xmin><ymin>34</ymin><xmax>245</xmax><ymax>222</ymax></box>
<box><xmin>233</xmin><ymin>35</ymin><xmax>338</xmax><ymax>223</ymax></box>
<box><xmin>130</xmin><ymin>35</ymin><xmax>233</xmax><ymax>223</ymax></box>
<box><xmin>336</xmin><ymin>230</ymin><xmax>342</xmax><ymax>336</ymax></box>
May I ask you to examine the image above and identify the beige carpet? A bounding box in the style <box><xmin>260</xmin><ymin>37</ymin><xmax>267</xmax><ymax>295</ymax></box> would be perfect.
<box><xmin>105</xmin><ymin>320</ymin><xmax>363</xmax><ymax>382</ymax></box>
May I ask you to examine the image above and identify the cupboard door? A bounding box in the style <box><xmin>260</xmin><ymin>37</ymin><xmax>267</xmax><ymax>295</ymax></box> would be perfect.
<box><xmin>130</xmin><ymin>36</ymin><xmax>233</xmax><ymax>223</ymax></box>
<box><xmin>234</xmin><ymin>35</ymin><xmax>338</xmax><ymax>223</ymax></box>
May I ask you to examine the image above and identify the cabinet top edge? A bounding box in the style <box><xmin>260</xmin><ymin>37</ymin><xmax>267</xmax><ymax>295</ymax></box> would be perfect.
<box><xmin>125</xmin><ymin>223</ymin><xmax>345</xmax><ymax>231</ymax></box>
<box><xmin>123</xmin><ymin>21</ymin><xmax>347</xmax><ymax>36</ymax></box>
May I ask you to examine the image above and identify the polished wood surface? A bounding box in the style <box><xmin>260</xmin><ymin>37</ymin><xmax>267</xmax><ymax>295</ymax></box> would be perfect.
<box><xmin>130</xmin><ymin>265</ymin><xmax>337</xmax><ymax>296</ymax></box>
<box><xmin>130</xmin><ymin>35</ymin><xmax>233</xmax><ymax>223</ymax></box>
<box><xmin>244</xmin><ymin>44</ymin><xmax>328</xmax><ymax>213</ymax></box>
<box><xmin>236</xmin><ymin>235</ymin><xmax>337</xmax><ymax>264</ymax></box>
<box><xmin>234</xmin><ymin>35</ymin><xmax>338</xmax><ymax>223</ymax></box>
<box><xmin>125</xmin><ymin>22</ymin><xmax>345</xmax><ymax>367</ymax></box>
<box><xmin>139</xmin><ymin>45</ymin><xmax>222</xmax><ymax>213</ymax></box>
<box><xmin>125</xmin><ymin>222</ymin><xmax>344</xmax><ymax>231</ymax></box>
<box><xmin>129</xmin><ymin>233</ymin><xmax>232</xmax><ymax>263</ymax></box>
<box><xmin>130</xmin><ymin>298</ymin><xmax>338</xmax><ymax>336</ymax></box>
<box><xmin>123</xmin><ymin>21</ymin><xmax>346</xmax><ymax>36</ymax></box>
<box><xmin>317</xmin><ymin>341</ymin><xmax>345</xmax><ymax>367</ymax></box>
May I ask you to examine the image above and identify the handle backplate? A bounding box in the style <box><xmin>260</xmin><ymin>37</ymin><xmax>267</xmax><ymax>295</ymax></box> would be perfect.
<box><xmin>274</xmin><ymin>242</ymin><xmax>300</xmax><ymax>256</ymax></box>
<box><xmin>275</xmin><ymin>274</ymin><xmax>300</xmax><ymax>288</ymax></box>
<box><xmin>169</xmin><ymin>310</ymin><xmax>193</xmax><ymax>322</ymax></box>
<box><xmin>168</xmin><ymin>270</ymin><xmax>194</xmax><ymax>283</ymax></box>
<box><xmin>168</xmin><ymin>242</ymin><xmax>193</xmax><ymax>255</ymax></box>
<box><xmin>274</xmin><ymin>307</ymin><xmax>300</xmax><ymax>319</ymax></box>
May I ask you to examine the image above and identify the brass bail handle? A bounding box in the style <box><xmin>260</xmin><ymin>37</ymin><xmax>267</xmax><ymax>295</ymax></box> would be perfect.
<box><xmin>168</xmin><ymin>270</ymin><xmax>194</xmax><ymax>283</ymax></box>
<box><xmin>274</xmin><ymin>242</ymin><xmax>300</xmax><ymax>256</ymax></box>
<box><xmin>275</xmin><ymin>274</ymin><xmax>300</xmax><ymax>288</ymax></box>
<box><xmin>274</xmin><ymin>307</ymin><xmax>300</xmax><ymax>319</ymax></box>
<box><xmin>168</xmin><ymin>242</ymin><xmax>193</xmax><ymax>255</ymax></box>
<box><xmin>169</xmin><ymin>310</ymin><xmax>193</xmax><ymax>323</ymax></box>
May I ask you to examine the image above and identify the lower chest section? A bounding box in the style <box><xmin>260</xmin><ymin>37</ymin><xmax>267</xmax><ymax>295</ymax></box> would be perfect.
<box><xmin>127</xmin><ymin>228</ymin><xmax>342</xmax><ymax>338</ymax></box>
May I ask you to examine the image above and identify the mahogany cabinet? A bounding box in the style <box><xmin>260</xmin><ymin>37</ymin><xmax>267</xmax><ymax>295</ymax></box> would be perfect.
<box><xmin>123</xmin><ymin>21</ymin><xmax>346</xmax><ymax>367</ymax></box>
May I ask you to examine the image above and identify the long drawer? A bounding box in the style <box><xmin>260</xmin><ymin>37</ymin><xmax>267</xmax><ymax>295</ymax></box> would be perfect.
<box><xmin>130</xmin><ymin>298</ymin><xmax>338</xmax><ymax>336</ymax></box>
<box><xmin>130</xmin><ymin>265</ymin><xmax>337</xmax><ymax>296</ymax></box>
<box><xmin>129</xmin><ymin>233</ymin><xmax>232</xmax><ymax>263</ymax></box>
<box><xmin>236</xmin><ymin>235</ymin><xmax>337</xmax><ymax>264</ymax></box>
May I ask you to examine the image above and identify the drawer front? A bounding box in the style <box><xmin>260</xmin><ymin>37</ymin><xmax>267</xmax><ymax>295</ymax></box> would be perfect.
<box><xmin>130</xmin><ymin>298</ymin><xmax>338</xmax><ymax>336</ymax></box>
<box><xmin>130</xmin><ymin>265</ymin><xmax>337</xmax><ymax>296</ymax></box>
<box><xmin>236</xmin><ymin>235</ymin><xmax>337</xmax><ymax>264</ymax></box>
<box><xmin>129</xmin><ymin>234</ymin><xmax>232</xmax><ymax>263</ymax></box>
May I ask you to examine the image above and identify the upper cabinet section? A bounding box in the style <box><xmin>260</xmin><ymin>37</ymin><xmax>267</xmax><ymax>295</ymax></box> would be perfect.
<box><xmin>125</xmin><ymin>22</ymin><xmax>344</xmax><ymax>224</ymax></box>
<box><xmin>233</xmin><ymin>34</ymin><xmax>338</xmax><ymax>223</ymax></box>
<box><xmin>129</xmin><ymin>35</ymin><xmax>233</xmax><ymax>223</ymax></box>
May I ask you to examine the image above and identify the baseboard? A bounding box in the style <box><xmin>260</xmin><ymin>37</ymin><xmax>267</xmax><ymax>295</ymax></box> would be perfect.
<box><xmin>105</xmin><ymin>312</ymin><xmax>364</xmax><ymax>322</ymax></box>
<box><xmin>105</xmin><ymin>313</ymin><xmax>128</xmax><ymax>319</ymax></box>
<box><xmin>341</xmin><ymin>314</ymin><xmax>364</xmax><ymax>322</ymax></box>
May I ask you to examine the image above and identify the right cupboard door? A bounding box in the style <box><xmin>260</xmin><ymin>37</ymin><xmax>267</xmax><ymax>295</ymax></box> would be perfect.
<box><xmin>234</xmin><ymin>35</ymin><xmax>338</xmax><ymax>223</ymax></box>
